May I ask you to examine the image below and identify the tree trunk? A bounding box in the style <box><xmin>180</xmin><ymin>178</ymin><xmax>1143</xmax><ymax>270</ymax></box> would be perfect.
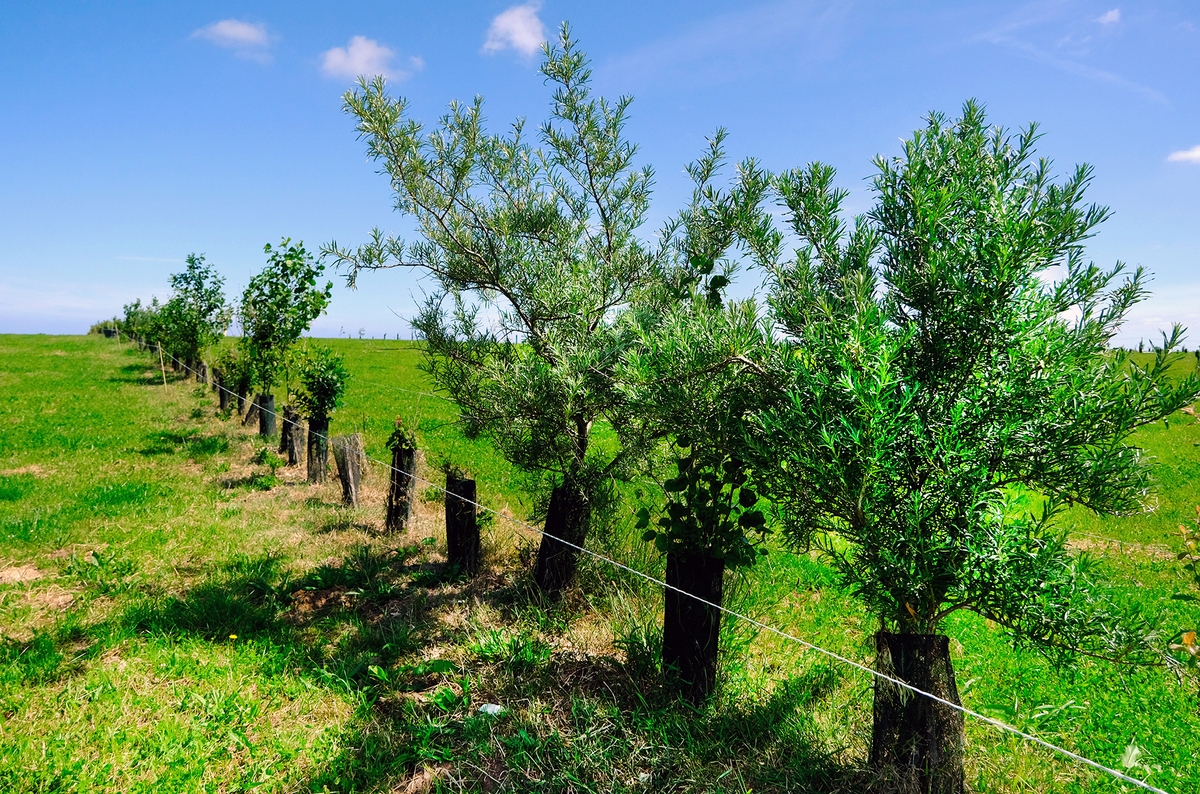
<box><xmin>307</xmin><ymin>416</ymin><xmax>329</xmax><ymax>483</ymax></box>
<box><xmin>533</xmin><ymin>477</ymin><xmax>591</xmax><ymax>597</ymax></box>
<box><xmin>662</xmin><ymin>551</ymin><xmax>725</xmax><ymax>705</ymax></box>
<box><xmin>871</xmin><ymin>632</ymin><xmax>965</xmax><ymax>794</ymax></box>
<box><xmin>386</xmin><ymin>441</ymin><xmax>417</xmax><ymax>532</ymax></box>
<box><xmin>257</xmin><ymin>393</ymin><xmax>276</xmax><ymax>438</ymax></box>
<box><xmin>332</xmin><ymin>434</ymin><xmax>364</xmax><ymax>507</ymax></box>
<box><xmin>445</xmin><ymin>473</ymin><xmax>479</xmax><ymax>575</ymax></box>
<box><xmin>285</xmin><ymin>408</ymin><xmax>304</xmax><ymax>467</ymax></box>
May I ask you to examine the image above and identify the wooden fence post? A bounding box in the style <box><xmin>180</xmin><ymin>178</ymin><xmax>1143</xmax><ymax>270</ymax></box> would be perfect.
<box><xmin>243</xmin><ymin>394</ymin><xmax>261</xmax><ymax>427</ymax></box>
<box><xmin>332</xmin><ymin>434</ymin><xmax>365</xmax><ymax>507</ymax></box>
<box><xmin>445</xmin><ymin>471</ymin><xmax>479</xmax><ymax>576</ymax></box>
<box><xmin>307</xmin><ymin>417</ymin><xmax>329</xmax><ymax>483</ymax></box>
<box><xmin>283</xmin><ymin>407</ymin><xmax>304</xmax><ymax>467</ymax></box>
<box><xmin>385</xmin><ymin>437</ymin><xmax>417</xmax><ymax>532</ymax></box>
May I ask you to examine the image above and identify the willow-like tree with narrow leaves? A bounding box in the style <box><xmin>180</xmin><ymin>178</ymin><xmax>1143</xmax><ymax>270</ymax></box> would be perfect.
<box><xmin>749</xmin><ymin>102</ymin><xmax>1200</xmax><ymax>792</ymax></box>
<box><xmin>324</xmin><ymin>27</ymin><xmax>670</xmax><ymax>596</ymax></box>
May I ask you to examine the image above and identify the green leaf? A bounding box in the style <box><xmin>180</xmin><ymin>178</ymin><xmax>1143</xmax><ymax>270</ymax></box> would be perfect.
<box><xmin>641</xmin><ymin>530</ymin><xmax>657</xmax><ymax>542</ymax></box>
<box><xmin>738</xmin><ymin>488</ymin><xmax>758</xmax><ymax>508</ymax></box>
<box><xmin>709</xmin><ymin>275</ymin><xmax>730</xmax><ymax>290</ymax></box>
<box><xmin>663</xmin><ymin>478</ymin><xmax>687</xmax><ymax>493</ymax></box>
<box><xmin>738</xmin><ymin>511</ymin><xmax>766</xmax><ymax>529</ymax></box>
<box><xmin>635</xmin><ymin>507</ymin><xmax>650</xmax><ymax>529</ymax></box>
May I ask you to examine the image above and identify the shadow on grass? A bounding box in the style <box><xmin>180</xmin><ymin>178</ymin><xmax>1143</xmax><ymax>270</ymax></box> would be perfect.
<box><xmin>137</xmin><ymin>430</ymin><xmax>229</xmax><ymax>459</ymax></box>
<box><xmin>218</xmin><ymin>472</ymin><xmax>279</xmax><ymax>492</ymax></box>
<box><xmin>8</xmin><ymin>547</ymin><xmax>863</xmax><ymax>793</ymax></box>
<box><xmin>108</xmin><ymin>362</ymin><xmax>186</xmax><ymax>386</ymax></box>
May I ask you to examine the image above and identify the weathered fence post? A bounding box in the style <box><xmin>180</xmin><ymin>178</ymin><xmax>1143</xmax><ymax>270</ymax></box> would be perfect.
<box><xmin>307</xmin><ymin>417</ymin><xmax>329</xmax><ymax>483</ymax></box>
<box><xmin>243</xmin><ymin>394</ymin><xmax>261</xmax><ymax>427</ymax></box>
<box><xmin>445</xmin><ymin>470</ymin><xmax>479</xmax><ymax>576</ymax></box>
<box><xmin>385</xmin><ymin>429</ymin><xmax>417</xmax><ymax>533</ymax></box>
<box><xmin>281</xmin><ymin>407</ymin><xmax>303</xmax><ymax>466</ymax></box>
<box><xmin>332</xmin><ymin>434</ymin><xmax>365</xmax><ymax>507</ymax></box>
<box><xmin>257</xmin><ymin>394</ymin><xmax>276</xmax><ymax>438</ymax></box>
<box><xmin>197</xmin><ymin>361</ymin><xmax>208</xmax><ymax>385</ymax></box>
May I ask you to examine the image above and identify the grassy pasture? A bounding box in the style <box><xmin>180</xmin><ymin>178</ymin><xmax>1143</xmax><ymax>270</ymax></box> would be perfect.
<box><xmin>1</xmin><ymin>333</ymin><xmax>1198</xmax><ymax>793</ymax></box>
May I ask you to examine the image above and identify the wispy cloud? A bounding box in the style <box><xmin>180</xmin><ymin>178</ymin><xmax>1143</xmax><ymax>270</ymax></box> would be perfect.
<box><xmin>1168</xmin><ymin>145</ymin><xmax>1200</xmax><ymax>163</ymax></box>
<box><xmin>321</xmin><ymin>36</ymin><xmax>423</xmax><ymax>80</ymax></box>
<box><xmin>191</xmin><ymin>19</ymin><xmax>273</xmax><ymax>62</ymax></box>
<box><xmin>1113</xmin><ymin>283</ymin><xmax>1200</xmax><ymax>349</ymax></box>
<box><xmin>482</xmin><ymin>2</ymin><xmax>547</xmax><ymax>58</ymax></box>
<box><xmin>603</xmin><ymin>0</ymin><xmax>853</xmax><ymax>88</ymax></box>
<box><xmin>978</xmin><ymin>3</ymin><xmax>1166</xmax><ymax>103</ymax></box>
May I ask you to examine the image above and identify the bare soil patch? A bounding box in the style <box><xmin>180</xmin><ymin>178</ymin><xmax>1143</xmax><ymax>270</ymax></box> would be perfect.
<box><xmin>0</xmin><ymin>564</ymin><xmax>45</xmax><ymax>584</ymax></box>
<box><xmin>1</xmin><ymin>464</ymin><xmax>50</xmax><ymax>478</ymax></box>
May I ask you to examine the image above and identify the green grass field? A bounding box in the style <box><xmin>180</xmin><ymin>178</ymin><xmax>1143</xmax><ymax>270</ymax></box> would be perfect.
<box><xmin>2</xmin><ymin>334</ymin><xmax>1198</xmax><ymax>793</ymax></box>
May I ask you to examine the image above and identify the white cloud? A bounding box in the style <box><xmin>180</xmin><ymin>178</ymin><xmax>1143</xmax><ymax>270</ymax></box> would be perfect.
<box><xmin>482</xmin><ymin>2</ymin><xmax>547</xmax><ymax>58</ymax></box>
<box><xmin>1168</xmin><ymin>145</ymin><xmax>1200</xmax><ymax>163</ymax></box>
<box><xmin>1097</xmin><ymin>9</ymin><xmax>1120</xmax><ymax>25</ymax></box>
<box><xmin>191</xmin><ymin>20</ymin><xmax>272</xmax><ymax>61</ymax></box>
<box><xmin>321</xmin><ymin>36</ymin><xmax>422</xmax><ymax>80</ymax></box>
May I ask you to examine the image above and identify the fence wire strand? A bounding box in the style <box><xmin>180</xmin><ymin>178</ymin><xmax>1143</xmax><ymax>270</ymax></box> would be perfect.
<box><xmin>136</xmin><ymin>341</ymin><xmax>1172</xmax><ymax>794</ymax></box>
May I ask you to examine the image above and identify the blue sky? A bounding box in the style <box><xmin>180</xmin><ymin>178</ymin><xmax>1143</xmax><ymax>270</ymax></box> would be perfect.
<box><xmin>1</xmin><ymin>1</ymin><xmax>1196</xmax><ymax>346</ymax></box>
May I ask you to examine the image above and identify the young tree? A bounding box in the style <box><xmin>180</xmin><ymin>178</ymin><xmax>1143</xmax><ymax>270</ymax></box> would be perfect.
<box><xmin>617</xmin><ymin>136</ymin><xmax>782</xmax><ymax>702</ymax></box>
<box><xmin>749</xmin><ymin>102</ymin><xmax>1200</xmax><ymax>791</ymax></box>
<box><xmin>623</xmin><ymin>295</ymin><xmax>773</xmax><ymax>703</ymax></box>
<box><xmin>324</xmin><ymin>28</ymin><xmax>669</xmax><ymax>596</ymax></box>
<box><xmin>166</xmin><ymin>254</ymin><xmax>232</xmax><ymax>374</ymax></box>
<box><xmin>291</xmin><ymin>342</ymin><xmax>350</xmax><ymax>483</ymax></box>
<box><xmin>239</xmin><ymin>239</ymin><xmax>333</xmax><ymax>436</ymax></box>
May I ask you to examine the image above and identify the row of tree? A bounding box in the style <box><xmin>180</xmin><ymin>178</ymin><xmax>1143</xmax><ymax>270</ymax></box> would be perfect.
<box><xmin>117</xmin><ymin>241</ymin><xmax>351</xmax><ymax>474</ymax></box>
<box><xmin>322</xmin><ymin>27</ymin><xmax>1200</xmax><ymax>791</ymax></box>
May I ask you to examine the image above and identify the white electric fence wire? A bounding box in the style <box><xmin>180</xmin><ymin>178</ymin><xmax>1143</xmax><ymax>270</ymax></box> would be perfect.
<box><xmin>146</xmin><ymin>343</ymin><xmax>1171</xmax><ymax>794</ymax></box>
